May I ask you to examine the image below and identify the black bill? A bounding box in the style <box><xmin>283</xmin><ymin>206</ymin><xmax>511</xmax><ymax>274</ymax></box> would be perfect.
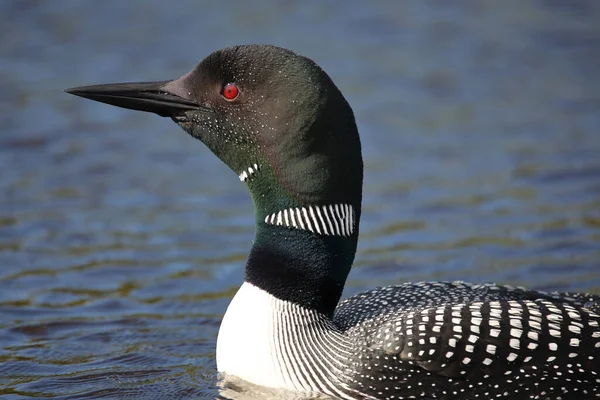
<box><xmin>65</xmin><ymin>81</ymin><xmax>201</xmax><ymax>117</ymax></box>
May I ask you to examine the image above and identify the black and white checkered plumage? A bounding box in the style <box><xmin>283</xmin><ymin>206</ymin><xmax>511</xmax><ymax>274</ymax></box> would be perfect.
<box><xmin>333</xmin><ymin>282</ymin><xmax>600</xmax><ymax>399</ymax></box>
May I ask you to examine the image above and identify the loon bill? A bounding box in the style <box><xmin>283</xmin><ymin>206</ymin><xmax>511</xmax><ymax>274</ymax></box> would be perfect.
<box><xmin>66</xmin><ymin>45</ymin><xmax>600</xmax><ymax>400</ymax></box>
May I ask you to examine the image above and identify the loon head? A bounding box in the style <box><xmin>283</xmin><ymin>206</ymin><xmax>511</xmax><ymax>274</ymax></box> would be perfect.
<box><xmin>66</xmin><ymin>45</ymin><xmax>363</xmax><ymax>314</ymax></box>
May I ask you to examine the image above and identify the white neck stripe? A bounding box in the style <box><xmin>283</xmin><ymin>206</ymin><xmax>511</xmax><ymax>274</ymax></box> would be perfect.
<box><xmin>239</xmin><ymin>163</ymin><xmax>260</xmax><ymax>181</ymax></box>
<box><xmin>265</xmin><ymin>204</ymin><xmax>355</xmax><ymax>237</ymax></box>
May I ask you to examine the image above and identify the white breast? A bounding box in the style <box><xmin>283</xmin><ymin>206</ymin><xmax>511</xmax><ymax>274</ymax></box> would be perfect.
<box><xmin>216</xmin><ymin>282</ymin><xmax>356</xmax><ymax>399</ymax></box>
<box><xmin>218</xmin><ymin>282</ymin><xmax>321</xmax><ymax>393</ymax></box>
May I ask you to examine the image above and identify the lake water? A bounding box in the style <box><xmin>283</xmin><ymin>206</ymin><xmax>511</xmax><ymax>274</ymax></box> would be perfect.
<box><xmin>1</xmin><ymin>1</ymin><xmax>599</xmax><ymax>398</ymax></box>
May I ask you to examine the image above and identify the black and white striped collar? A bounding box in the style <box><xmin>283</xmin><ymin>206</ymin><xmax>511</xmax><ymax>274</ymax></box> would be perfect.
<box><xmin>264</xmin><ymin>204</ymin><xmax>355</xmax><ymax>237</ymax></box>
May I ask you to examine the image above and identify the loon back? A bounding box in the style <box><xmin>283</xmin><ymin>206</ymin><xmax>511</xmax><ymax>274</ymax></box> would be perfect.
<box><xmin>336</xmin><ymin>282</ymin><xmax>600</xmax><ymax>399</ymax></box>
<box><xmin>66</xmin><ymin>45</ymin><xmax>600</xmax><ymax>399</ymax></box>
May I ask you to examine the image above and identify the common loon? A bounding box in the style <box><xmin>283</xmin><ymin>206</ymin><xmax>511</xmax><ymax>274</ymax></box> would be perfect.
<box><xmin>66</xmin><ymin>45</ymin><xmax>600</xmax><ymax>400</ymax></box>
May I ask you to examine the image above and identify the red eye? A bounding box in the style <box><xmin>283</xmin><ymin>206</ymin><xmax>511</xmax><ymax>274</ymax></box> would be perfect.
<box><xmin>222</xmin><ymin>83</ymin><xmax>239</xmax><ymax>100</ymax></box>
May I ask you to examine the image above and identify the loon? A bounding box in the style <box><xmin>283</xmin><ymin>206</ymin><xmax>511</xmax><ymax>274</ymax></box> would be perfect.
<box><xmin>66</xmin><ymin>45</ymin><xmax>600</xmax><ymax>400</ymax></box>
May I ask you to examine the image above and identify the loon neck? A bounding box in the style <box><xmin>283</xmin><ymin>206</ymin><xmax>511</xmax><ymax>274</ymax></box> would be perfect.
<box><xmin>244</xmin><ymin>199</ymin><xmax>360</xmax><ymax>317</ymax></box>
<box><xmin>245</xmin><ymin>206</ymin><xmax>359</xmax><ymax>317</ymax></box>
<box><xmin>234</xmin><ymin>82</ymin><xmax>363</xmax><ymax>317</ymax></box>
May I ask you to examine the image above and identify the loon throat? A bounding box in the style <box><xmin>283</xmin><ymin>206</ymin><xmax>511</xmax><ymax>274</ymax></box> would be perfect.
<box><xmin>66</xmin><ymin>44</ymin><xmax>600</xmax><ymax>400</ymax></box>
<box><xmin>239</xmin><ymin>160</ymin><xmax>358</xmax><ymax>236</ymax></box>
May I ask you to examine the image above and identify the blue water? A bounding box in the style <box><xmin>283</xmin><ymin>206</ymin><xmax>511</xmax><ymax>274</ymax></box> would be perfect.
<box><xmin>1</xmin><ymin>1</ymin><xmax>599</xmax><ymax>398</ymax></box>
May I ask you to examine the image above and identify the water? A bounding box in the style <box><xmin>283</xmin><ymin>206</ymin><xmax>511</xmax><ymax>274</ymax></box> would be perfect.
<box><xmin>1</xmin><ymin>1</ymin><xmax>599</xmax><ymax>398</ymax></box>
